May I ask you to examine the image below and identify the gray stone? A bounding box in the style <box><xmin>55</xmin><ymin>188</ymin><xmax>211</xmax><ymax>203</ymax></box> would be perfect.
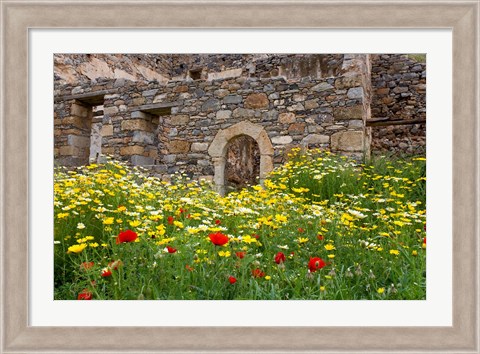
<box><xmin>223</xmin><ymin>95</ymin><xmax>243</xmax><ymax>104</ymax></box>
<box><xmin>202</xmin><ymin>98</ymin><xmax>220</xmax><ymax>112</ymax></box>
<box><xmin>304</xmin><ymin>99</ymin><xmax>319</xmax><ymax>110</ymax></box>
<box><xmin>198</xmin><ymin>160</ymin><xmax>210</xmax><ymax>167</ymax></box>
<box><xmin>216</xmin><ymin>110</ymin><xmax>232</xmax><ymax>120</ymax></box>
<box><xmin>104</xmin><ymin>106</ymin><xmax>119</xmax><ymax>116</ymax></box>
<box><xmin>311</xmin><ymin>82</ymin><xmax>334</xmax><ymax>92</ymax></box>
<box><xmin>269</xmin><ymin>92</ymin><xmax>280</xmax><ymax>100</ymax></box>
<box><xmin>393</xmin><ymin>86</ymin><xmax>409</xmax><ymax>94</ymax></box>
<box><xmin>168</xmin><ymin>128</ymin><xmax>178</xmax><ymax>137</ymax></box>
<box><xmin>131</xmin><ymin>155</ymin><xmax>155</xmax><ymax>165</ymax></box>
<box><xmin>279</xmin><ymin>112</ymin><xmax>296</xmax><ymax>124</ymax></box>
<box><xmin>331</xmin><ymin>130</ymin><xmax>364</xmax><ymax>151</ymax></box>
<box><xmin>132</xmin><ymin>131</ymin><xmax>155</xmax><ymax>144</ymax></box>
<box><xmin>348</xmin><ymin>120</ymin><xmax>364</xmax><ymax>128</ymax></box>
<box><xmin>191</xmin><ymin>142</ymin><xmax>209</xmax><ymax>152</ymax></box>
<box><xmin>131</xmin><ymin>111</ymin><xmax>149</xmax><ymax>119</ymax></box>
<box><xmin>301</xmin><ymin>134</ymin><xmax>330</xmax><ymax>146</ymax></box>
<box><xmin>233</xmin><ymin>108</ymin><xmax>255</xmax><ymax>119</ymax></box>
<box><xmin>271</xmin><ymin>136</ymin><xmax>293</xmax><ymax>145</ymax></box>
<box><xmin>67</xmin><ymin>135</ymin><xmax>90</xmax><ymax>148</ymax></box>
<box><xmin>347</xmin><ymin>87</ymin><xmax>364</xmax><ymax>99</ymax></box>
<box><xmin>163</xmin><ymin>155</ymin><xmax>176</xmax><ymax>163</ymax></box>
<box><xmin>262</xmin><ymin>110</ymin><xmax>278</xmax><ymax>121</ymax></box>
<box><xmin>142</xmin><ymin>89</ymin><xmax>158</xmax><ymax>97</ymax></box>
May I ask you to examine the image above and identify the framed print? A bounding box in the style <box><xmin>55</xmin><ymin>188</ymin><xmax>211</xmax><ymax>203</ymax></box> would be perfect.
<box><xmin>1</xmin><ymin>0</ymin><xmax>478</xmax><ymax>353</ymax></box>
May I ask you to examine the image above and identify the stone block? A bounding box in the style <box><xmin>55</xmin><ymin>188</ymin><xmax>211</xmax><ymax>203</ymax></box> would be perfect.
<box><xmin>279</xmin><ymin>112</ymin><xmax>296</xmax><ymax>124</ymax></box>
<box><xmin>71</xmin><ymin>103</ymin><xmax>89</xmax><ymax>118</ymax></box>
<box><xmin>174</xmin><ymin>85</ymin><xmax>189</xmax><ymax>93</ymax></box>
<box><xmin>168</xmin><ymin>140</ymin><xmax>191</xmax><ymax>154</ymax></box>
<box><xmin>333</xmin><ymin>105</ymin><xmax>364</xmax><ymax>120</ymax></box>
<box><xmin>67</xmin><ymin>135</ymin><xmax>90</xmax><ymax>148</ymax></box>
<box><xmin>348</xmin><ymin>120</ymin><xmax>364</xmax><ymax>128</ymax></box>
<box><xmin>288</xmin><ymin>123</ymin><xmax>306</xmax><ymax>134</ymax></box>
<box><xmin>376</xmin><ymin>87</ymin><xmax>390</xmax><ymax>95</ymax></box>
<box><xmin>121</xmin><ymin>119</ymin><xmax>148</xmax><ymax>131</ymax></box>
<box><xmin>120</xmin><ymin>145</ymin><xmax>145</xmax><ymax>156</ymax></box>
<box><xmin>59</xmin><ymin>145</ymin><xmax>82</xmax><ymax>156</ymax></box>
<box><xmin>223</xmin><ymin>95</ymin><xmax>243</xmax><ymax>104</ymax></box>
<box><xmin>132</xmin><ymin>97</ymin><xmax>146</xmax><ymax>106</ymax></box>
<box><xmin>311</xmin><ymin>82</ymin><xmax>333</xmax><ymax>92</ymax></box>
<box><xmin>163</xmin><ymin>155</ymin><xmax>176</xmax><ymax>163</ymax></box>
<box><xmin>170</xmin><ymin>114</ymin><xmax>190</xmax><ymax>126</ymax></box>
<box><xmin>301</xmin><ymin>134</ymin><xmax>329</xmax><ymax>146</ymax></box>
<box><xmin>104</xmin><ymin>106</ymin><xmax>119</xmax><ymax>116</ymax></box>
<box><xmin>233</xmin><ymin>108</ymin><xmax>255</xmax><ymax>119</ymax></box>
<box><xmin>331</xmin><ymin>131</ymin><xmax>364</xmax><ymax>152</ymax></box>
<box><xmin>244</xmin><ymin>93</ymin><xmax>269</xmax><ymax>109</ymax></box>
<box><xmin>393</xmin><ymin>86</ymin><xmax>409</xmax><ymax>94</ymax></box>
<box><xmin>214</xmin><ymin>89</ymin><xmax>230</xmax><ymax>98</ymax></box>
<box><xmin>304</xmin><ymin>99</ymin><xmax>319</xmax><ymax>110</ymax></box>
<box><xmin>207</xmin><ymin>68</ymin><xmax>243</xmax><ymax>81</ymax></box>
<box><xmin>271</xmin><ymin>136</ymin><xmax>293</xmax><ymax>145</ymax></box>
<box><xmin>191</xmin><ymin>142</ymin><xmax>209</xmax><ymax>152</ymax></box>
<box><xmin>216</xmin><ymin>110</ymin><xmax>232</xmax><ymax>120</ymax></box>
<box><xmin>142</xmin><ymin>89</ymin><xmax>158</xmax><ymax>97</ymax></box>
<box><xmin>202</xmin><ymin>98</ymin><xmax>220</xmax><ymax>112</ymax></box>
<box><xmin>63</xmin><ymin>116</ymin><xmax>88</xmax><ymax>129</ymax></box>
<box><xmin>132</xmin><ymin>131</ymin><xmax>155</xmax><ymax>144</ymax></box>
<box><xmin>347</xmin><ymin>87</ymin><xmax>364</xmax><ymax>99</ymax></box>
<box><xmin>334</xmin><ymin>75</ymin><xmax>362</xmax><ymax>89</ymax></box>
<box><xmin>131</xmin><ymin>155</ymin><xmax>155</xmax><ymax>165</ymax></box>
<box><xmin>293</xmin><ymin>94</ymin><xmax>306</xmax><ymax>102</ymax></box>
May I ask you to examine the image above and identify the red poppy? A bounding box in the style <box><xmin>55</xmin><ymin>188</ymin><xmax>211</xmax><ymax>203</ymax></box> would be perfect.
<box><xmin>167</xmin><ymin>216</ymin><xmax>174</xmax><ymax>225</ymax></box>
<box><xmin>308</xmin><ymin>257</ymin><xmax>326</xmax><ymax>272</ymax></box>
<box><xmin>298</xmin><ymin>227</ymin><xmax>305</xmax><ymax>233</ymax></box>
<box><xmin>252</xmin><ymin>234</ymin><xmax>260</xmax><ymax>239</ymax></box>
<box><xmin>101</xmin><ymin>268</ymin><xmax>112</xmax><ymax>277</ymax></box>
<box><xmin>77</xmin><ymin>289</ymin><xmax>93</xmax><ymax>300</ymax></box>
<box><xmin>185</xmin><ymin>264</ymin><xmax>194</xmax><ymax>272</ymax></box>
<box><xmin>209</xmin><ymin>232</ymin><xmax>229</xmax><ymax>246</ymax></box>
<box><xmin>274</xmin><ymin>252</ymin><xmax>286</xmax><ymax>264</ymax></box>
<box><xmin>215</xmin><ymin>219</ymin><xmax>221</xmax><ymax>225</ymax></box>
<box><xmin>80</xmin><ymin>261</ymin><xmax>94</xmax><ymax>271</ymax></box>
<box><xmin>229</xmin><ymin>276</ymin><xmax>237</xmax><ymax>284</ymax></box>
<box><xmin>252</xmin><ymin>268</ymin><xmax>265</xmax><ymax>278</ymax></box>
<box><xmin>235</xmin><ymin>251</ymin><xmax>246</xmax><ymax>259</ymax></box>
<box><xmin>179</xmin><ymin>208</ymin><xmax>187</xmax><ymax>213</ymax></box>
<box><xmin>317</xmin><ymin>234</ymin><xmax>324</xmax><ymax>241</ymax></box>
<box><xmin>166</xmin><ymin>246</ymin><xmax>177</xmax><ymax>253</ymax></box>
<box><xmin>116</xmin><ymin>229</ymin><xmax>138</xmax><ymax>244</ymax></box>
<box><xmin>423</xmin><ymin>237</ymin><xmax>426</xmax><ymax>244</ymax></box>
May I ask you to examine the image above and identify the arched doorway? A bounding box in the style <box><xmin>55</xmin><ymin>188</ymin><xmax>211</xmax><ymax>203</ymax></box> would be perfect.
<box><xmin>225</xmin><ymin>135</ymin><xmax>260</xmax><ymax>192</ymax></box>
<box><xmin>208</xmin><ymin>121</ymin><xmax>274</xmax><ymax>195</ymax></box>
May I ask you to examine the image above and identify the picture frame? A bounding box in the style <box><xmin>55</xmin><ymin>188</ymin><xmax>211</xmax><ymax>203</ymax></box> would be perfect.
<box><xmin>1</xmin><ymin>0</ymin><xmax>478</xmax><ymax>352</ymax></box>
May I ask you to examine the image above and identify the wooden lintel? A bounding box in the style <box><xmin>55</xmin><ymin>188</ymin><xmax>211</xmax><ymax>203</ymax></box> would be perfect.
<box><xmin>367</xmin><ymin>118</ymin><xmax>426</xmax><ymax>127</ymax></box>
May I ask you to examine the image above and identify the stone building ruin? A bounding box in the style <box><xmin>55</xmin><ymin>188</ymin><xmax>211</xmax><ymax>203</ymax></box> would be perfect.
<box><xmin>54</xmin><ymin>54</ymin><xmax>426</xmax><ymax>194</ymax></box>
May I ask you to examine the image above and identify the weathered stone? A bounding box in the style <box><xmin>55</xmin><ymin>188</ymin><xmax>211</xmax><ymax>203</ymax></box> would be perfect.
<box><xmin>288</xmin><ymin>123</ymin><xmax>306</xmax><ymax>134</ymax></box>
<box><xmin>311</xmin><ymin>82</ymin><xmax>333</xmax><ymax>92</ymax></box>
<box><xmin>132</xmin><ymin>97</ymin><xmax>146</xmax><ymax>106</ymax></box>
<box><xmin>331</xmin><ymin>131</ymin><xmax>364</xmax><ymax>151</ymax></box>
<box><xmin>104</xmin><ymin>106</ymin><xmax>119</xmax><ymax>116</ymax></box>
<box><xmin>101</xmin><ymin>124</ymin><xmax>113</xmax><ymax>136</ymax></box>
<box><xmin>244</xmin><ymin>93</ymin><xmax>269</xmax><ymax>109</ymax></box>
<box><xmin>348</xmin><ymin>120</ymin><xmax>364</xmax><ymax>128</ymax></box>
<box><xmin>334</xmin><ymin>75</ymin><xmax>362</xmax><ymax>89</ymax></box>
<box><xmin>120</xmin><ymin>145</ymin><xmax>144</xmax><ymax>155</ymax></box>
<box><xmin>132</xmin><ymin>131</ymin><xmax>155</xmax><ymax>144</ymax></box>
<box><xmin>59</xmin><ymin>145</ymin><xmax>83</xmax><ymax>156</ymax></box>
<box><xmin>168</xmin><ymin>140</ymin><xmax>191</xmax><ymax>153</ymax></box>
<box><xmin>393</xmin><ymin>86</ymin><xmax>409</xmax><ymax>94</ymax></box>
<box><xmin>131</xmin><ymin>155</ymin><xmax>155</xmax><ymax>165</ymax></box>
<box><xmin>214</xmin><ymin>89</ymin><xmax>229</xmax><ymax>98</ymax></box>
<box><xmin>278</xmin><ymin>112</ymin><xmax>296</xmax><ymax>124</ymax></box>
<box><xmin>304</xmin><ymin>99</ymin><xmax>319</xmax><ymax>110</ymax></box>
<box><xmin>121</xmin><ymin>119</ymin><xmax>148</xmax><ymax>131</ymax></box>
<box><xmin>333</xmin><ymin>105</ymin><xmax>364</xmax><ymax>120</ymax></box>
<box><xmin>131</xmin><ymin>111</ymin><xmax>150</xmax><ymax>119</ymax></box>
<box><xmin>170</xmin><ymin>114</ymin><xmax>190</xmax><ymax>125</ymax></box>
<box><xmin>233</xmin><ymin>107</ymin><xmax>255</xmax><ymax>119</ymax></box>
<box><xmin>216</xmin><ymin>110</ymin><xmax>232</xmax><ymax>120</ymax></box>
<box><xmin>163</xmin><ymin>155</ymin><xmax>176</xmax><ymax>163</ymax></box>
<box><xmin>191</xmin><ymin>142</ymin><xmax>209</xmax><ymax>152</ymax></box>
<box><xmin>376</xmin><ymin>87</ymin><xmax>390</xmax><ymax>95</ymax></box>
<box><xmin>347</xmin><ymin>87</ymin><xmax>364</xmax><ymax>99</ymax></box>
<box><xmin>63</xmin><ymin>116</ymin><xmax>89</xmax><ymax>129</ymax></box>
<box><xmin>202</xmin><ymin>98</ymin><xmax>220</xmax><ymax>112</ymax></box>
<box><xmin>142</xmin><ymin>89</ymin><xmax>158</xmax><ymax>97</ymax></box>
<box><xmin>301</xmin><ymin>134</ymin><xmax>330</xmax><ymax>146</ymax></box>
<box><xmin>287</xmin><ymin>103</ymin><xmax>304</xmax><ymax>112</ymax></box>
<box><xmin>71</xmin><ymin>103</ymin><xmax>89</xmax><ymax>118</ymax></box>
<box><xmin>262</xmin><ymin>110</ymin><xmax>278</xmax><ymax>121</ymax></box>
<box><xmin>174</xmin><ymin>85</ymin><xmax>189</xmax><ymax>93</ymax></box>
<box><xmin>223</xmin><ymin>95</ymin><xmax>243</xmax><ymax>104</ymax></box>
<box><xmin>292</xmin><ymin>94</ymin><xmax>306</xmax><ymax>102</ymax></box>
<box><xmin>67</xmin><ymin>135</ymin><xmax>90</xmax><ymax>148</ymax></box>
<box><xmin>271</xmin><ymin>136</ymin><xmax>293</xmax><ymax>145</ymax></box>
<box><xmin>207</xmin><ymin>68</ymin><xmax>243</xmax><ymax>81</ymax></box>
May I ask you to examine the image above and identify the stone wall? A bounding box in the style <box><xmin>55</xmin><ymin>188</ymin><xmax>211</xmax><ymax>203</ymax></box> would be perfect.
<box><xmin>54</xmin><ymin>54</ymin><xmax>371</xmax><ymax>191</ymax></box>
<box><xmin>370</xmin><ymin>54</ymin><xmax>426</xmax><ymax>153</ymax></box>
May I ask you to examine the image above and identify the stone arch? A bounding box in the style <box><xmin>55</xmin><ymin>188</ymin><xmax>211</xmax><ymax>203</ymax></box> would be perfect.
<box><xmin>208</xmin><ymin>121</ymin><xmax>274</xmax><ymax>195</ymax></box>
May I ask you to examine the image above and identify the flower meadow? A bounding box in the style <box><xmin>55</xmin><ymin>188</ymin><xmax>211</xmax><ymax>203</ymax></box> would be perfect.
<box><xmin>54</xmin><ymin>149</ymin><xmax>426</xmax><ymax>300</ymax></box>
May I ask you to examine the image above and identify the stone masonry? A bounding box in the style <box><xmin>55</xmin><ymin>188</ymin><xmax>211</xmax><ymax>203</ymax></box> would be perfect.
<box><xmin>54</xmin><ymin>54</ymin><xmax>425</xmax><ymax>194</ymax></box>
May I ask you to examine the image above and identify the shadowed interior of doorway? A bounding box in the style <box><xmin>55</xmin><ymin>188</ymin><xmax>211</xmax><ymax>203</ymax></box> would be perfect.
<box><xmin>225</xmin><ymin>135</ymin><xmax>260</xmax><ymax>193</ymax></box>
